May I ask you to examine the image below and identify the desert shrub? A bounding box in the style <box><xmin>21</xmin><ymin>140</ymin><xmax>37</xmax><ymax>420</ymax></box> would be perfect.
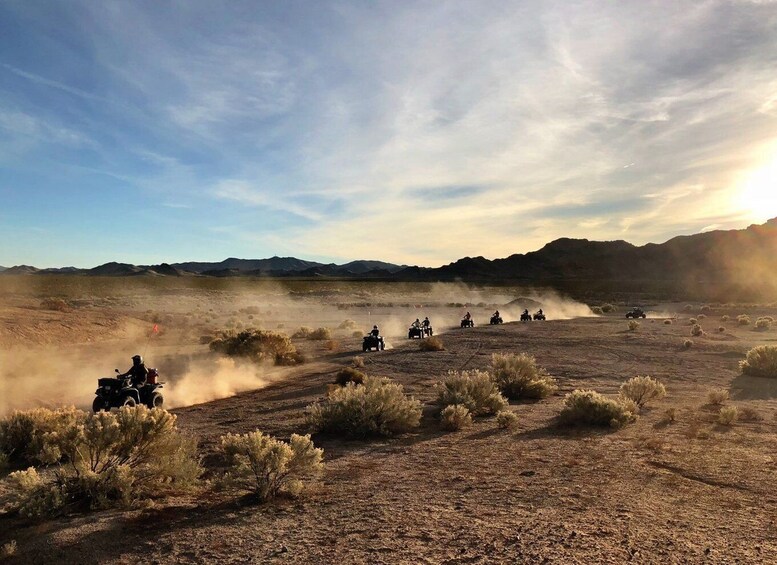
<box><xmin>691</xmin><ymin>324</ymin><xmax>703</xmax><ymax>337</ymax></box>
<box><xmin>737</xmin><ymin>315</ymin><xmax>751</xmax><ymax>326</ymax></box>
<box><xmin>762</xmin><ymin>316</ymin><xmax>775</xmax><ymax>323</ymax></box>
<box><xmin>739</xmin><ymin>406</ymin><xmax>763</xmax><ymax>421</ymax></box>
<box><xmin>292</xmin><ymin>326</ymin><xmax>313</xmax><ymax>339</ymax></box>
<box><xmin>0</xmin><ymin>452</ymin><xmax>8</xmax><ymax>476</ymax></box>
<box><xmin>6</xmin><ymin>407</ymin><xmax>201</xmax><ymax>518</ymax></box>
<box><xmin>436</xmin><ymin>370</ymin><xmax>507</xmax><ymax>415</ymax></box>
<box><xmin>209</xmin><ymin>329</ymin><xmax>301</xmax><ymax>365</ymax></box>
<box><xmin>628</xmin><ymin>320</ymin><xmax>640</xmax><ymax>331</ymax></box>
<box><xmin>664</xmin><ymin>319</ymin><xmax>673</xmax><ymax>325</ymax></box>
<box><xmin>683</xmin><ymin>339</ymin><xmax>693</xmax><ymax>349</ymax></box>
<box><xmin>601</xmin><ymin>303</ymin><xmax>614</xmax><ymax>313</ymax></box>
<box><xmin>688</xmin><ymin>318</ymin><xmax>698</xmax><ymax>325</ymax></box>
<box><xmin>1</xmin><ymin>541</ymin><xmax>16</xmax><ymax>559</ymax></box>
<box><xmin>220</xmin><ymin>431</ymin><xmax>322</xmax><ymax>502</ymax></box>
<box><xmin>718</xmin><ymin>326</ymin><xmax>725</xmax><ymax>332</ymax></box>
<box><xmin>718</xmin><ymin>406</ymin><xmax>738</xmax><ymax>426</ymax></box>
<box><xmin>419</xmin><ymin>337</ymin><xmax>445</xmax><ymax>351</ymax></box>
<box><xmin>309</xmin><ymin>327</ymin><xmax>332</xmax><ymax>340</ymax></box>
<box><xmin>324</xmin><ymin>339</ymin><xmax>339</xmax><ymax>351</ymax></box>
<box><xmin>40</xmin><ymin>298</ymin><xmax>69</xmax><ymax>311</ymax></box>
<box><xmin>558</xmin><ymin>390</ymin><xmax>638</xmax><ymax>428</ymax></box>
<box><xmin>338</xmin><ymin>319</ymin><xmax>358</xmax><ymax>330</ymax></box>
<box><xmin>683</xmin><ymin>304</ymin><xmax>694</xmax><ymax>312</ymax></box>
<box><xmin>700</xmin><ymin>305</ymin><xmax>711</xmax><ymax>312</ymax></box>
<box><xmin>440</xmin><ymin>405</ymin><xmax>472</xmax><ymax>431</ymax></box>
<box><xmin>496</xmin><ymin>410</ymin><xmax>519</xmax><ymax>430</ymax></box>
<box><xmin>334</xmin><ymin>367</ymin><xmax>366</xmax><ymax>387</ymax></box>
<box><xmin>0</xmin><ymin>406</ymin><xmax>85</xmax><ymax>466</ymax></box>
<box><xmin>755</xmin><ymin>317</ymin><xmax>772</xmax><ymax>330</ymax></box>
<box><xmin>619</xmin><ymin>376</ymin><xmax>666</xmax><ymax>408</ymax></box>
<box><xmin>659</xmin><ymin>408</ymin><xmax>676</xmax><ymax>425</ymax></box>
<box><xmin>490</xmin><ymin>353</ymin><xmax>557</xmax><ymax>400</ymax></box>
<box><xmin>721</xmin><ymin>315</ymin><xmax>730</xmax><ymax>321</ymax></box>
<box><xmin>352</xmin><ymin>330</ymin><xmax>363</xmax><ymax>338</ymax></box>
<box><xmin>306</xmin><ymin>377</ymin><xmax>422</xmax><ymax>438</ymax></box>
<box><xmin>352</xmin><ymin>356</ymin><xmax>365</xmax><ymax>368</ymax></box>
<box><xmin>707</xmin><ymin>388</ymin><xmax>729</xmax><ymax>405</ymax></box>
<box><xmin>697</xmin><ymin>314</ymin><xmax>706</xmax><ymax>320</ymax></box>
<box><xmin>590</xmin><ymin>306</ymin><xmax>604</xmax><ymax>315</ymax></box>
<box><xmin>740</xmin><ymin>345</ymin><xmax>777</xmax><ymax>378</ymax></box>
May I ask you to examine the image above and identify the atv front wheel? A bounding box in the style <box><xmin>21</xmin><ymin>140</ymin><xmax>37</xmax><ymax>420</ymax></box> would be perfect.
<box><xmin>122</xmin><ymin>396</ymin><xmax>137</xmax><ymax>408</ymax></box>
<box><xmin>92</xmin><ymin>397</ymin><xmax>107</xmax><ymax>413</ymax></box>
<box><xmin>149</xmin><ymin>393</ymin><xmax>164</xmax><ymax>409</ymax></box>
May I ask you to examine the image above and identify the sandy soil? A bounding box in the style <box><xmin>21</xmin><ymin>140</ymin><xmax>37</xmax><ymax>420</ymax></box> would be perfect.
<box><xmin>2</xmin><ymin>279</ymin><xmax>777</xmax><ymax>563</ymax></box>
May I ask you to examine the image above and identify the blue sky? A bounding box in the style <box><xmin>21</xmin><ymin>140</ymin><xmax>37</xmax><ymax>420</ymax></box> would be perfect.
<box><xmin>1</xmin><ymin>0</ymin><xmax>776</xmax><ymax>268</ymax></box>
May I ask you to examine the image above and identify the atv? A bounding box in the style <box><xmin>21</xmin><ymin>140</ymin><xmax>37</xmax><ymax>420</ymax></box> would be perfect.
<box><xmin>520</xmin><ymin>312</ymin><xmax>532</xmax><ymax>322</ymax></box>
<box><xmin>490</xmin><ymin>315</ymin><xmax>503</xmax><ymax>325</ymax></box>
<box><xmin>363</xmin><ymin>334</ymin><xmax>385</xmax><ymax>351</ymax></box>
<box><xmin>408</xmin><ymin>326</ymin><xmax>424</xmax><ymax>339</ymax></box>
<box><xmin>533</xmin><ymin>311</ymin><xmax>546</xmax><ymax>321</ymax></box>
<box><xmin>461</xmin><ymin>318</ymin><xmax>474</xmax><ymax>328</ymax></box>
<box><xmin>423</xmin><ymin>325</ymin><xmax>434</xmax><ymax>337</ymax></box>
<box><xmin>93</xmin><ymin>368</ymin><xmax>164</xmax><ymax>412</ymax></box>
<box><xmin>626</xmin><ymin>308</ymin><xmax>646</xmax><ymax>319</ymax></box>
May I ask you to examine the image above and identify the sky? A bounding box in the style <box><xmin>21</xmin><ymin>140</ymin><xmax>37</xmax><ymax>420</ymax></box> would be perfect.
<box><xmin>1</xmin><ymin>0</ymin><xmax>776</xmax><ymax>268</ymax></box>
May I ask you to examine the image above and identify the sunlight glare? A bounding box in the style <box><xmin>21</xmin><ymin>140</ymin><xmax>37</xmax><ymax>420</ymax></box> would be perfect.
<box><xmin>737</xmin><ymin>153</ymin><xmax>777</xmax><ymax>222</ymax></box>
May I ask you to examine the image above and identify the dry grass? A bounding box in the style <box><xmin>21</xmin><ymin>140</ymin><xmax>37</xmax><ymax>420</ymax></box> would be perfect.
<box><xmin>490</xmin><ymin>353</ymin><xmax>557</xmax><ymax>400</ymax></box>
<box><xmin>628</xmin><ymin>320</ymin><xmax>640</xmax><ymax>331</ymax></box>
<box><xmin>496</xmin><ymin>410</ymin><xmax>519</xmax><ymax>430</ymax></box>
<box><xmin>737</xmin><ymin>315</ymin><xmax>751</xmax><ymax>326</ymax></box>
<box><xmin>334</xmin><ymin>367</ymin><xmax>366</xmax><ymax>387</ymax></box>
<box><xmin>738</xmin><ymin>406</ymin><xmax>763</xmax><ymax>421</ymax></box>
<box><xmin>755</xmin><ymin>317</ymin><xmax>772</xmax><ymax>330</ymax></box>
<box><xmin>436</xmin><ymin>370</ymin><xmax>507</xmax><ymax>416</ymax></box>
<box><xmin>39</xmin><ymin>298</ymin><xmax>69</xmax><ymax>312</ymax></box>
<box><xmin>683</xmin><ymin>339</ymin><xmax>694</xmax><ymax>349</ymax></box>
<box><xmin>619</xmin><ymin>376</ymin><xmax>666</xmax><ymax>408</ymax></box>
<box><xmin>352</xmin><ymin>356</ymin><xmax>365</xmax><ymax>368</ymax></box>
<box><xmin>558</xmin><ymin>390</ymin><xmax>639</xmax><ymax>428</ymax></box>
<box><xmin>707</xmin><ymin>388</ymin><xmax>730</xmax><ymax>405</ymax></box>
<box><xmin>740</xmin><ymin>345</ymin><xmax>777</xmax><ymax>378</ymax></box>
<box><xmin>718</xmin><ymin>406</ymin><xmax>738</xmax><ymax>426</ymax></box>
<box><xmin>1</xmin><ymin>541</ymin><xmax>16</xmax><ymax>559</ymax></box>
<box><xmin>691</xmin><ymin>324</ymin><xmax>703</xmax><ymax>337</ymax></box>
<box><xmin>209</xmin><ymin>329</ymin><xmax>302</xmax><ymax>365</ymax></box>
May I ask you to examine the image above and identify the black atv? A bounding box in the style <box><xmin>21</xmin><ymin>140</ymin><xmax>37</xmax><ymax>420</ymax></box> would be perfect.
<box><xmin>626</xmin><ymin>308</ymin><xmax>646</xmax><ymax>319</ymax></box>
<box><xmin>408</xmin><ymin>326</ymin><xmax>424</xmax><ymax>339</ymax></box>
<box><xmin>93</xmin><ymin>368</ymin><xmax>164</xmax><ymax>412</ymax></box>
<box><xmin>363</xmin><ymin>334</ymin><xmax>385</xmax><ymax>351</ymax></box>
<box><xmin>533</xmin><ymin>311</ymin><xmax>546</xmax><ymax>321</ymax></box>
<box><xmin>461</xmin><ymin>318</ymin><xmax>474</xmax><ymax>328</ymax></box>
<box><xmin>490</xmin><ymin>315</ymin><xmax>503</xmax><ymax>325</ymax></box>
<box><xmin>423</xmin><ymin>325</ymin><xmax>433</xmax><ymax>337</ymax></box>
<box><xmin>520</xmin><ymin>312</ymin><xmax>532</xmax><ymax>322</ymax></box>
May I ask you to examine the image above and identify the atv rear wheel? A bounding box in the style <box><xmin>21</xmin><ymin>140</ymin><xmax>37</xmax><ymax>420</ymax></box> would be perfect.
<box><xmin>92</xmin><ymin>397</ymin><xmax>107</xmax><ymax>413</ymax></box>
<box><xmin>149</xmin><ymin>393</ymin><xmax>164</xmax><ymax>409</ymax></box>
<box><xmin>122</xmin><ymin>396</ymin><xmax>137</xmax><ymax>408</ymax></box>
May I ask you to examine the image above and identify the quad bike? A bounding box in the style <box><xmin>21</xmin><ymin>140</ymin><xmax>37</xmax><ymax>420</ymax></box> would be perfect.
<box><xmin>626</xmin><ymin>308</ymin><xmax>646</xmax><ymax>319</ymax></box>
<box><xmin>408</xmin><ymin>326</ymin><xmax>424</xmax><ymax>339</ymax></box>
<box><xmin>461</xmin><ymin>318</ymin><xmax>474</xmax><ymax>328</ymax></box>
<box><xmin>423</xmin><ymin>325</ymin><xmax>434</xmax><ymax>337</ymax></box>
<box><xmin>533</xmin><ymin>311</ymin><xmax>546</xmax><ymax>321</ymax></box>
<box><xmin>93</xmin><ymin>368</ymin><xmax>164</xmax><ymax>412</ymax></box>
<box><xmin>363</xmin><ymin>335</ymin><xmax>385</xmax><ymax>351</ymax></box>
<box><xmin>520</xmin><ymin>312</ymin><xmax>532</xmax><ymax>322</ymax></box>
<box><xmin>490</xmin><ymin>315</ymin><xmax>503</xmax><ymax>325</ymax></box>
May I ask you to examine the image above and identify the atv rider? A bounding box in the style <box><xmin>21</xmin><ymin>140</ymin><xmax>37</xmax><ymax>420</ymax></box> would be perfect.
<box><xmin>412</xmin><ymin>318</ymin><xmax>421</xmax><ymax>328</ymax></box>
<box><xmin>119</xmin><ymin>355</ymin><xmax>148</xmax><ymax>387</ymax></box>
<box><xmin>370</xmin><ymin>325</ymin><xmax>380</xmax><ymax>338</ymax></box>
<box><xmin>464</xmin><ymin>311</ymin><xmax>472</xmax><ymax>321</ymax></box>
<box><xmin>537</xmin><ymin>309</ymin><xmax>543</xmax><ymax>316</ymax></box>
<box><xmin>523</xmin><ymin>309</ymin><xmax>529</xmax><ymax>317</ymax></box>
<box><xmin>493</xmin><ymin>310</ymin><xmax>500</xmax><ymax>319</ymax></box>
<box><xmin>422</xmin><ymin>317</ymin><xmax>431</xmax><ymax>328</ymax></box>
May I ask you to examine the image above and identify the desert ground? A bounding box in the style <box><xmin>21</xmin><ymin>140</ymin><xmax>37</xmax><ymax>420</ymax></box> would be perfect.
<box><xmin>1</xmin><ymin>276</ymin><xmax>777</xmax><ymax>563</ymax></box>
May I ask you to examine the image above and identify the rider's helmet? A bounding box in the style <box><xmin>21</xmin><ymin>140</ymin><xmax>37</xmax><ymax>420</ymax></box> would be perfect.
<box><xmin>132</xmin><ymin>354</ymin><xmax>143</xmax><ymax>365</ymax></box>
<box><xmin>373</xmin><ymin>325</ymin><xmax>378</xmax><ymax>329</ymax></box>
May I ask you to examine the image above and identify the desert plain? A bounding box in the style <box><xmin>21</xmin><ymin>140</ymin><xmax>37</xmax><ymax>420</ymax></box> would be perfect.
<box><xmin>1</xmin><ymin>275</ymin><xmax>777</xmax><ymax>564</ymax></box>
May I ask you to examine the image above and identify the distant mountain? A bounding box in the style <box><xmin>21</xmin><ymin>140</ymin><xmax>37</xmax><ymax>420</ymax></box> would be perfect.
<box><xmin>1</xmin><ymin>265</ymin><xmax>40</xmax><ymax>275</ymax></box>
<box><xmin>0</xmin><ymin>266</ymin><xmax>5</xmax><ymax>272</ymax></box>
<box><xmin>172</xmin><ymin>256</ymin><xmax>324</xmax><ymax>274</ymax></box>
<box><xmin>88</xmin><ymin>262</ymin><xmax>146</xmax><ymax>276</ymax></box>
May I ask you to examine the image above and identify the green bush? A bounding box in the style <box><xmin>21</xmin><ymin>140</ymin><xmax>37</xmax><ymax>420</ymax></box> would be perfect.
<box><xmin>496</xmin><ymin>410</ymin><xmax>519</xmax><ymax>430</ymax></box>
<box><xmin>220</xmin><ymin>431</ymin><xmax>323</xmax><ymax>502</ymax></box>
<box><xmin>436</xmin><ymin>370</ymin><xmax>507</xmax><ymax>416</ymax></box>
<box><xmin>419</xmin><ymin>337</ymin><xmax>445</xmax><ymax>351</ymax></box>
<box><xmin>440</xmin><ymin>405</ymin><xmax>472</xmax><ymax>431</ymax></box>
<box><xmin>490</xmin><ymin>353</ymin><xmax>557</xmax><ymax>400</ymax></box>
<box><xmin>740</xmin><ymin>345</ymin><xmax>777</xmax><ymax>378</ymax></box>
<box><xmin>334</xmin><ymin>367</ymin><xmax>366</xmax><ymax>387</ymax></box>
<box><xmin>306</xmin><ymin>377</ymin><xmax>422</xmax><ymax>438</ymax></box>
<box><xmin>209</xmin><ymin>329</ymin><xmax>302</xmax><ymax>365</ymax></box>
<box><xmin>619</xmin><ymin>376</ymin><xmax>666</xmax><ymax>408</ymax></box>
<box><xmin>558</xmin><ymin>390</ymin><xmax>638</xmax><ymax>428</ymax></box>
<box><xmin>6</xmin><ymin>407</ymin><xmax>201</xmax><ymax>518</ymax></box>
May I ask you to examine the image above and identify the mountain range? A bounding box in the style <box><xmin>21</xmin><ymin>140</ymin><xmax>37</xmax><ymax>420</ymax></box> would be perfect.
<box><xmin>3</xmin><ymin>219</ymin><xmax>776</xmax><ymax>300</ymax></box>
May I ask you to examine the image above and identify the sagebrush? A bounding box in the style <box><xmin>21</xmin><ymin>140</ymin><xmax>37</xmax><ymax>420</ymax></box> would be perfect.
<box><xmin>558</xmin><ymin>390</ymin><xmax>638</xmax><ymax>428</ymax></box>
<box><xmin>306</xmin><ymin>377</ymin><xmax>422</xmax><ymax>437</ymax></box>
<box><xmin>707</xmin><ymin>388</ymin><xmax>729</xmax><ymax>405</ymax></box>
<box><xmin>419</xmin><ymin>337</ymin><xmax>445</xmax><ymax>351</ymax></box>
<box><xmin>740</xmin><ymin>345</ymin><xmax>777</xmax><ymax>378</ymax></box>
<box><xmin>718</xmin><ymin>406</ymin><xmax>738</xmax><ymax>426</ymax></box>
<box><xmin>628</xmin><ymin>320</ymin><xmax>640</xmax><ymax>331</ymax></box>
<box><xmin>5</xmin><ymin>407</ymin><xmax>201</xmax><ymax>518</ymax></box>
<box><xmin>691</xmin><ymin>324</ymin><xmax>703</xmax><ymax>337</ymax></box>
<box><xmin>436</xmin><ymin>370</ymin><xmax>507</xmax><ymax>415</ymax></box>
<box><xmin>496</xmin><ymin>410</ymin><xmax>519</xmax><ymax>430</ymax></box>
<box><xmin>619</xmin><ymin>376</ymin><xmax>666</xmax><ymax>408</ymax></box>
<box><xmin>490</xmin><ymin>353</ymin><xmax>557</xmax><ymax>400</ymax></box>
<box><xmin>440</xmin><ymin>405</ymin><xmax>472</xmax><ymax>431</ymax></box>
<box><xmin>220</xmin><ymin>431</ymin><xmax>323</xmax><ymax>502</ymax></box>
<box><xmin>209</xmin><ymin>329</ymin><xmax>302</xmax><ymax>365</ymax></box>
<box><xmin>334</xmin><ymin>367</ymin><xmax>366</xmax><ymax>386</ymax></box>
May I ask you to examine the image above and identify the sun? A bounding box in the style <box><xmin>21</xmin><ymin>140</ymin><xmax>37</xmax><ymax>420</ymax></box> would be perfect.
<box><xmin>736</xmin><ymin>153</ymin><xmax>777</xmax><ymax>222</ymax></box>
